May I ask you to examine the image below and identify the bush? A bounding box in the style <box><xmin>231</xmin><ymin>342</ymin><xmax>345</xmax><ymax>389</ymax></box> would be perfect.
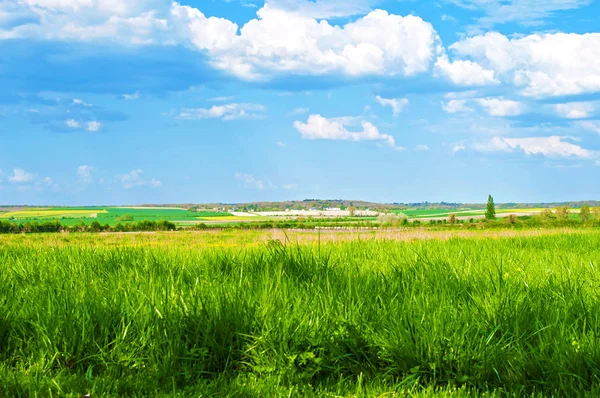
<box><xmin>555</xmin><ymin>206</ymin><xmax>569</xmax><ymax>221</ymax></box>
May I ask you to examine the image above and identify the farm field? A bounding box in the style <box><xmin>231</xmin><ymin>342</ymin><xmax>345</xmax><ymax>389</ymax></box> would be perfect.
<box><xmin>0</xmin><ymin>207</ymin><xmax>232</xmax><ymax>226</ymax></box>
<box><xmin>0</xmin><ymin>206</ymin><xmax>559</xmax><ymax>229</ymax></box>
<box><xmin>2</xmin><ymin>228</ymin><xmax>600</xmax><ymax>396</ymax></box>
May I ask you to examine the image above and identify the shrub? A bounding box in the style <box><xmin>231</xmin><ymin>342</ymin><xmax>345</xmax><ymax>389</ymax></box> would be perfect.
<box><xmin>448</xmin><ymin>214</ymin><xmax>457</xmax><ymax>225</ymax></box>
<box><xmin>580</xmin><ymin>205</ymin><xmax>591</xmax><ymax>222</ymax></box>
<box><xmin>555</xmin><ymin>206</ymin><xmax>569</xmax><ymax>221</ymax></box>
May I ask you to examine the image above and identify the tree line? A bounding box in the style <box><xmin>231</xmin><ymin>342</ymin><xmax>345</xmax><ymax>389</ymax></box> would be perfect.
<box><xmin>0</xmin><ymin>220</ymin><xmax>176</xmax><ymax>234</ymax></box>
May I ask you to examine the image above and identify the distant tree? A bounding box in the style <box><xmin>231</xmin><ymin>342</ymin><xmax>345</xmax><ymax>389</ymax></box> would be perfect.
<box><xmin>485</xmin><ymin>195</ymin><xmax>496</xmax><ymax>220</ymax></box>
<box><xmin>580</xmin><ymin>205</ymin><xmax>591</xmax><ymax>222</ymax></box>
<box><xmin>89</xmin><ymin>221</ymin><xmax>102</xmax><ymax>232</ymax></box>
<box><xmin>555</xmin><ymin>206</ymin><xmax>569</xmax><ymax>221</ymax></box>
<box><xmin>541</xmin><ymin>208</ymin><xmax>555</xmax><ymax>219</ymax></box>
<box><xmin>348</xmin><ymin>206</ymin><xmax>356</xmax><ymax>217</ymax></box>
<box><xmin>507</xmin><ymin>214</ymin><xmax>518</xmax><ymax>224</ymax></box>
<box><xmin>593</xmin><ymin>207</ymin><xmax>600</xmax><ymax>219</ymax></box>
<box><xmin>448</xmin><ymin>213</ymin><xmax>457</xmax><ymax>224</ymax></box>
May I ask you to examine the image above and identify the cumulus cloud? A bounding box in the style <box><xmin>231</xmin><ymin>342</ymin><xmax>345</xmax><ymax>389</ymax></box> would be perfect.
<box><xmin>234</xmin><ymin>173</ymin><xmax>273</xmax><ymax>190</ymax></box>
<box><xmin>293</xmin><ymin>114</ymin><xmax>403</xmax><ymax>150</ymax></box>
<box><xmin>446</xmin><ymin>32</ymin><xmax>600</xmax><ymax>97</ymax></box>
<box><xmin>374</xmin><ymin>96</ymin><xmax>409</xmax><ymax>116</ymax></box>
<box><xmin>434</xmin><ymin>54</ymin><xmax>498</xmax><ymax>86</ymax></box>
<box><xmin>178</xmin><ymin>103</ymin><xmax>266</xmax><ymax>120</ymax></box>
<box><xmin>86</xmin><ymin>121</ymin><xmax>102</xmax><ymax>131</ymax></box>
<box><xmin>77</xmin><ymin>165</ymin><xmax>94</xmax><ymax>184</ymax></box>
<box><xmin>66</xmin><ymin>119</ymin><xmax>80</xmax><ymax>128</ymax></box>
<box><xmin>173</xmin><ymin>4</ymin><xmax>441</xmax><ymax>79</ymax></box>
<box><xmin>474</xmin><ymin>136</ymin><xmax>594</xmax><ymax>158</ymax></box>
<box><xmin>8</xmin><ymin>168</ymin><xmax>34</xmax><ymax>183</ymax></box>
<box><xmin>118</xmin><ymin>169</ymin><xmax>161</xmax><ymax>189</ymax></box>
<box><xmin>1</xmin><ymin>2</ymin><xmax>442</xmax><ymax>80</ymax></box>
<box><xmin>41</xmin><ymin>176</ymin><xmax>53</xmax><ymax>186</ymax></box>
<box><xmin>442</xmin><ymin>99</ymin><xmax>473</xmax><ymax>114</ymax></box>
<box><xmin>415</xmin><ymin>145</ymin><xmax>430</xmax><ymax>151</ymax></box>
<box><xmin>554</xmin><ymin>102</ymin><xmax>596</xmax><ymax>119</ymax></box>
<box><xmin>477</xmin><ymin>98</ymin><xmax>524</xmax><ymax>117</ymax></box>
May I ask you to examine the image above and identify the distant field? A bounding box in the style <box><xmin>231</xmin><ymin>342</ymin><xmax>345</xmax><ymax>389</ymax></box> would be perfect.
<box><xmin>0</xmin><ymin>209</ymin><xmax>107</xmax><ymax>219</ymax></box>
<box><xmin>0</xmin><ymin>207</ymin><xmax>232</xmax><ymax>226</ymax></box>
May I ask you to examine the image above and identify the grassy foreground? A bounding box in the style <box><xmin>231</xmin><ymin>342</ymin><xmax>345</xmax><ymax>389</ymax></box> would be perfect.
<box><xmin>2</xmin><ymin>230</ymin><xmax>600</xmax><ymax>396</ymax></box>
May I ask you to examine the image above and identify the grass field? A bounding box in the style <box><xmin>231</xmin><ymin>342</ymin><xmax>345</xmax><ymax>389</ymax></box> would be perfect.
<box><xmin>2</xmin><ymin>229</ymin><xmax>600</xmax><ymax>396</ymax></box>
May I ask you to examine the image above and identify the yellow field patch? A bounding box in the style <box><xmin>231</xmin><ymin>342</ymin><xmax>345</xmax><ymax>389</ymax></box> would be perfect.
<box><xmin>197</xmin><ymin>216</ymin><xmax>268</xmax><ymax>221</ymax></box>
<box><xmin>0</xmin><ymin>209</ymin><xmax>108</xmax><ymax>219</ymax></box>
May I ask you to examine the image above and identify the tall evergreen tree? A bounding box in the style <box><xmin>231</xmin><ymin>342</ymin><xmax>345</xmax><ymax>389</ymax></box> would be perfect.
<box><xmin>485</xmin><ymin>195</ymin><xmax>496</xmax><ymax>220</ymax></box>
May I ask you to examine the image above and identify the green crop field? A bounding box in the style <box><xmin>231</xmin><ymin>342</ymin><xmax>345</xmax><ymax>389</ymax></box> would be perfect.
<box><xmin>2</xmin><ymin>229</ymin><xmax>600</xmax><ymax>396</ymax></box>
<box><xmin>0</xmin><ymin>207</ymin><xmax>232</xmax><ymax>226</ymax></box>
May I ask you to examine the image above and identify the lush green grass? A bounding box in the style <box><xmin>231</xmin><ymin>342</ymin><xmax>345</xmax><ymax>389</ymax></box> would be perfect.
<box><xmin>2</xmin><ymin>230</ymin><xmax>600</xmax><ymax>396</ymax></box>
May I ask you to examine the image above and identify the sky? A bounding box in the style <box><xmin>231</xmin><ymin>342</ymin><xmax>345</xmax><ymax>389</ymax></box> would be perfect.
<box><xmin>1</xmin><ymin>0</ymin><xmax>600</xmax><ymax>205</ymax></box>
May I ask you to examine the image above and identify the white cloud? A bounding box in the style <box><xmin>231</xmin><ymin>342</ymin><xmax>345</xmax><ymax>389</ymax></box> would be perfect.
<box><xmin>41</xmin><ymin>176</ymin><xmax>53</xmax><ymax>186</ymax></box>
<box><xmin>287</xmin><ymin>107</ymin><xmax>309</xmax><ymax>116</ymax></box>
<box><xmin>374</xmin><ymin>96</ymin><xmax>409</xmax><ymax>116</ymax></box>
<box><xmin>77</xmin><ymin>165</ymin><xmax>94</xmax><ymax>184</ymax></box>
<box><xmin>86</xmin><ymin>121</ymin><xmax>102</xmax><ymax>132</ymax></box>
<box><xmin>442</xmin><ymin>99</ymin><xmax>473</xmax><ymax>114</ymax></box>
<box><xmin>121</xmin><ymin>91</ymin><xmax>140</xmax><ymax>100</ymax></box>
<box><xmin>282</xmin><ymin>183</ymin><xmax>297</xmax><ymax>190</ymax></box>
<box><xmin>434</xmin><ymin>54</ymin><xmax>498</xmax><ymax>86</ymax></box>
<box><xmin>448</xmin><ymin>32</ymin><xmax>600</xmax><ymax>97</ymax></box>
<box><xmin>1</xmin><ymin>1</ymin><xmax>170</xmax><ymax>43</ymax></box>
<box><xmin>475</xmin><ymin>136</ymin><xmax>593</xmax><ymax>158</ymax></box>
<box><xmin>277</xmin><ymin>141</ymin><xmax>287</xmax><ymax>147</ymax></box>
<box><xmin>448</xmin><ymin>0</ymin><xmax>591</xmax><ymax>30</ymax></box>
<box><xmin>265</xmin><ymin>0</ymin><xmax>373</xmax><ymax>19</ymax></box>
<box><xmin>118</xmin><ymin>169</ymin><xmax>161</xmax><ymax>189</ymax></box>
<box><xmin>554</xmin><ymin>102</ymin><xmax>596</xmax><ymax>119</ymax></box>
<box><xmin>441</xmin><ymin>14</ymin><xmax>457</xmax><ymax>23</ymax></box>
<box><xmin>172</xmin><ymin>4</ymin><xmax>441</xmax><ymax>79</ymax></box>
<box><xmin>208</xmin><ymin>96</ymin><xmax>236</xmax><ymax>102</ymax></box>
<box><xmin>8</xmin><ymin>168</ymin><xmax>34</xmax><ymax>183</ymax></box>
<box><xmin>415</xmin><ymin>145</ymin><xmax>430</xmax><ymax>151</ymax></box>
<box><xmin>3</xmin><ymin>2</ymin><xmax>441</xmax><ymax>80</ymax></box>
<box><xmin>293</xmin><ymin>114</ymin><xmax>403</xmax><ymax>150</ymax></box>
<box><xmin>576</xmin><ymin>120</ymin><xmax>600</xmax><ymax>134</ymax></box>
<box><xmin>66</xmin><ymin>119</ymin><xmax>80</xmax><ymax>128</ymax></box>
<box><xmin>234</xmin><ymin>173</ymin><xmax>273</xmax><ymax>190</ymax></box>
<box><xmin>73</xmin><ymin>98</ymin><xmax>93</xmax><ymax>107</ymax></box>
<box><xmin>178</xmin><ymin>103</ymin><xmax>266</xmax><ymax>120</ymax></box>
<box><xmin>477</xmin><ymin>98</ymin><xmax>524</xmax><ymax>117</ymax></box>
<box><xmin>452</xmin><ymin>144</ymin><xmax>466</xmax><ymax>153</ymax></box>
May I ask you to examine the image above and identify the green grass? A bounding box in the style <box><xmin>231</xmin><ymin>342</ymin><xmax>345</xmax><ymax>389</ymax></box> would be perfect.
<box><xmin>2</xmin><ymin>230</ymin><xmax>600</xmax><ymax>396</ymax></box>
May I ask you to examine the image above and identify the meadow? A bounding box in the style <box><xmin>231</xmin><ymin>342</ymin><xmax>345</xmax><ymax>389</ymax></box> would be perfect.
<box><xmin>2</xmin><ymin>228</ymin><xmax>600</xmax><ymax>397</ymax></box>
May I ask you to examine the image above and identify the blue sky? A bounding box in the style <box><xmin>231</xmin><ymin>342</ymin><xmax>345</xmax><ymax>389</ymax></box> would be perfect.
<box><xmin>1</xmin><ymin>0</ymin><xmax>600</xmax><ymax>205</ymax></box>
